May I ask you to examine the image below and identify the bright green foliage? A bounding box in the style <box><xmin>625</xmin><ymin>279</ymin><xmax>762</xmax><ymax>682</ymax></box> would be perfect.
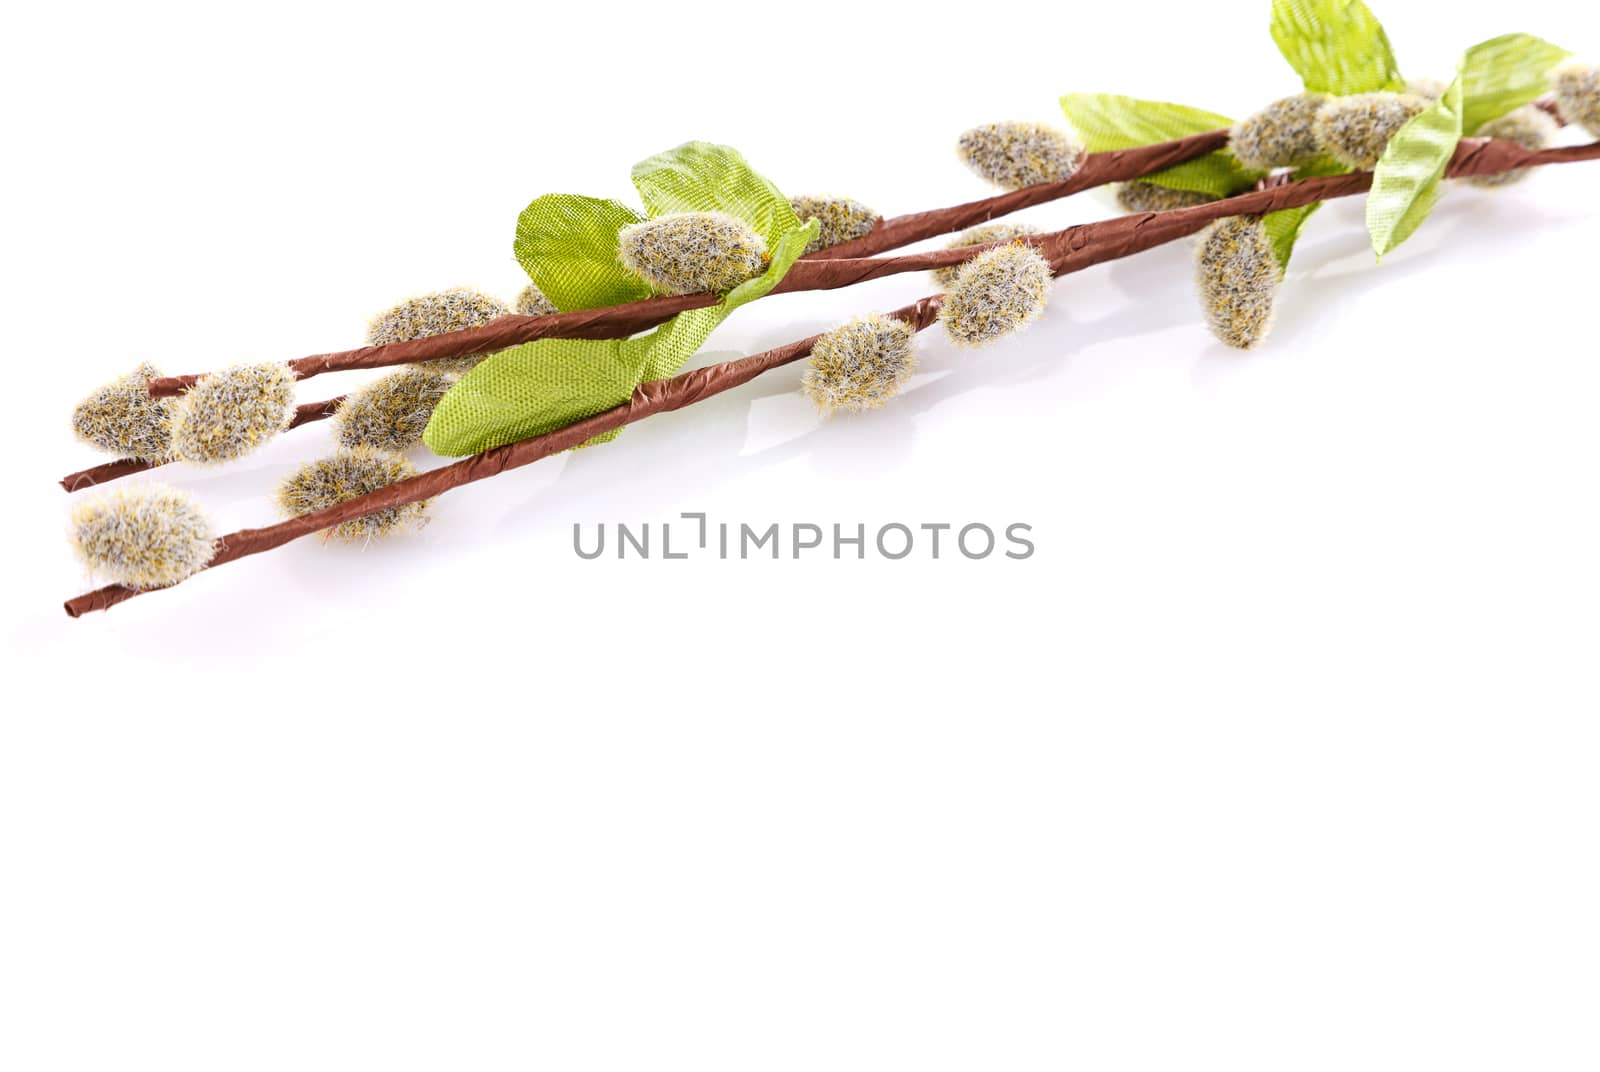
<box><xmin>1457</xmin><ymin>33</ymin><xmax>1570</xmax><ymax>134</ymax></box>
<box><xmin>631</xmin><ymin>141</ymin><xmax>802</xmax><ymax>248</ymax></box>
<box><xmin>1270</xmin><ymin>0</ymin><xmax>1405</xmax><ymax>96</ymax></box>
<box><xmin>431</xmin><ymin>142</ymin><xmax>815</xmax><ymax>456</ymax></box>
<box><xmin>1367</xmin><ymin>76</ymin><xmax>1465</xmax><ymax>259</ymax></box>
<box><xmin>1060</xmin><ymin>94</ymin><xmax>1260</xmax><ymax>196</ymax></box>
<box><xmin>424</xmin><ymin>221</ymin><xmax>816</xmax><ymax>456</ymax></box>
<box><xmin>1261</xmin><ymin>157</ymin><xmax>1347</xmax><ymax>273</ymax></box>
<box><xmin>514</xmin><ymin>195</ymin><xmax>653</xmax><ymax>312</ymax></box>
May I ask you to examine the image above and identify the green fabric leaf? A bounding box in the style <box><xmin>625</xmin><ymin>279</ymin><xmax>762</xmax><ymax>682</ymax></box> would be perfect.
<box><xmin>1270</xmin><ymin>0</ymin><xmax>1406</xmax><ymax>95</ymax></box>
<box><xmin>513</xmin><ymin>194</ymin><xmax>652</xmax><ymax>313</ymax></box>
<box><xmin>1059</xmin><ymin>93</ymin><xmax>1261</xmax><ymax>196</ymax></box>
<box><xmin>1458</xmin><ymin>33</ymin><xmax>1571</xmax><ymax>133</ymax></box>
<box><xmin>423</xmin><ymin>219</ymin><xmax>818</xmax><ymax>457</ymax></box>
<box><xmin>1262</xmin><ymin>157</ymin><xmax>1348</xmax><ymax>274</ymax></box>
<box><xmin>631</xmin><ymin>141</ymin><xmax>801</xmax><ymax>248</ymax></box>
<box><xmin>1367</xmin><ymin>75</ymin><xmax>1465</xmax><ymax>260</ymax></box>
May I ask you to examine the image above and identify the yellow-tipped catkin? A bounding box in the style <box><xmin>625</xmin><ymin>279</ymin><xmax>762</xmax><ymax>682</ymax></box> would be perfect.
<box><xmin>70</xmin><ymin>363</ymin><xmax>175</xmax><ymax>462</ymax></box>
<box><xmin>1313</xmin><ymin>92</ymin><xmax>1430</xmax><ymax>169</ymax></box>
<box><xmin>333</xmin><ymin>366</ymin><xmax>453</xmax><ymax>451</ymax></box>
<box><xmin>802</xmin><ymin>315</ymin><xmax>918</xmax><ymax>414</ymax></box>
<box><xmin>275</xmin><ymin>447</ymin><xmax>427</xmax><ymax>542</ymax></box>
<box><xmin>1552</xmin><ymin>63</ymin><xmax>1600</xmax><ymax>137</ymax></box>
<box><xmin>1195</xmin><ymin>216</ymin><xmax>1280</xmax><ymax>350</ymax></box>
<box><xmin>956</xmin><ymin>121</ymin><xmax>1082</xmax><ymax>190</ymax></box>
<box><xmin>1115</xmin><ymin>182</ymin><xmax>1220</xmax><ymax>214</ymax></box>
<box><xmin>1229</xmin><ymin>94</ymin><xmax>1327</xmax><ymax>171</ymax></box>
<box><xmin>69</xmin><ymin>483</ymin><xmax>216</xmax><ymax>589</ymax></box>
<box><xmin>169</xmin><ymin>362</ymin><xmax>296</xmax><ymax>464</ymax></box>
<box><xmin>617</xmin><ymin>211</ymin><xmax>770</xmax><ymax>295</ymax></box>
<box><xmin>932</xmin><ymin>223</ymin><xmax>1039</xmax><ymax>287</ymax></box>
<box><xmin>514</xmin><ymin>282</ymin><xmax>557</xmax><ymax>317</ymax></box>
<box><xmin>369</xmin><ymin>287</ymin><xmax>511</xmax><ymax>374</ymax></box>
<box><xmin>1467</xmin><ymin>106</ymin><xmax>1559</xmax><ymax>187</ymax></box>
<box><xmin>790</xmin><ymin>195</ymin><xmax>878</xmax><ymax>253</ymax></box>
<box><xmin>940</xmin><ymin>243</ymin><xmax>1054</xmax><ymax>348</ymax></box>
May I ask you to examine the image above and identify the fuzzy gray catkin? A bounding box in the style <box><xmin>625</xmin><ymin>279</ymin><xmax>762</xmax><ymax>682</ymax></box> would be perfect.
<box><xmin>333</xmin><ymin>365</ymin><xmax>454</xmax><ymax>451</ymax></box>
<box><xmin>368</xmin><ymin>288</ymin><xmax>513</xmax><ymax>374</ymax></box>
<box><xmin>275</xmin><ymin>447</ymin><xmax>428</xmax><ymax>542</ymax></box>
<box><xmin>168</xmin><ymin>362</ymin><xmax>297</xmax><ymax>464</ymax></box>
<box><xmin>1230</xmin><ymin>94</ymin><xmax>1327</xmax><ymax>171</ymax></box>
<box><xmin>616</xmin><ymin>211</ymin><xmax>769</xmax><ymax>295</ymax></box>
<box><xmin>956</xmin><ymin>121</ymin><xmax>1082</xmax><ymax>190</ymax></box>
<box><xmin>1115</xmin><ymin>182</ymin><xmax>1220</xmax><ymax>214</ymax></box>
<box><xmin>931</xmin><ymin>223</ymin><xmax>1040</xmax><ymax>287</ymax></box>
<box><xmin>1551</xmin><ymin>63</ymin><xmax>1600</xmax><ymax>136</ymax></box>
<box><xmin>790</xmin><ymin>195</ymin><xmax>878</xmax><ymax>253</ymax></box>
<box><xmin>1466</xmin><ymin>106</ymin><xmax>1559</xmax><ymax>187</ymax></box>
<box><xmin>802</xmin><ymin>315</ymin><xmax>918</xmax><ymax>414</ymax></box>
<box><xmin>1313</xmin><ymin>92</ymin><xmax>1430</xmax><ymax>169</ymax></box>
<box><xmin>940</xmin><ymin>244</ymin><xmax>1054</xmax><ymax>347</ymax></box>
<box><xmin>69</xmin><ymin>483</ymin><xmax>217</xmax><ymax>589</ymax></box>
<box><xmin>1195</xmin><ymin>216</ymin><xmax>1280</xmax><ymax>350</ymax></box>
<box><xmin>70</xmin><ymin>363</ymin><xmax>175</xmax><ymax>462</ymax></box>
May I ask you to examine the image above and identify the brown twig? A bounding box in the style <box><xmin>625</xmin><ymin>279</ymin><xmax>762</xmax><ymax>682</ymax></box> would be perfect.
<box><xmin>58</xmin><ymin>398</ymin><xmax>346</xmax><ymax>492</ymax></box>
<box><xmin>64</xmin><ymin>134</ymin><xmax>1600</xmax><ymax>615</ymax></box>
<box><xmin>141</xmin><ymin>132</ymin><xmax>1233</xmax><ymax>398</ymax></box>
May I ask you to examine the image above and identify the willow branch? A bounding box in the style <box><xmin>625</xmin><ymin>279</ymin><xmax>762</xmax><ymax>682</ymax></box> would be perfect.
<box><xmin>64</xmin><ymin>135</ymin><xmax>1600</xmax><ymax>614</ymax></box>
<box><xmin>141</xmin><ymin>132</ymin><xmax>1231</xmax><ymax>398</ymax></box>
<box><xmin>58</xmin><ymin>398</ymin><xmax>345</xmax><ymax>492</ymax></box>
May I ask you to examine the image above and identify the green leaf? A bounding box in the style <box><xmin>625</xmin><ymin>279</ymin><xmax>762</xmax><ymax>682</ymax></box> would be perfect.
<box><xmin>1367</xmin><ymin>75</ymin><xmax>1465</xmax><ymax>260</ymax></box>
<box><xmin>631</xmin><ymin>141</ymin><xmax>801</xmax><ymax>248</ymax></box>
<box><xmin>1458</xmin><ymin>33</ymin><xmax>1570</xmax><ymax>133</ymax></box>
<box><xmin>423</xmin><ymin>219</ymin><xmax>819</xmax><ymax>456</ymax></box>
<box><xmin>1262</xmin><ymin>157</ymin><xmax>1348</xmax><ymax>273</ymax></box>
<box><xmin>1270</xmin><ymin>0</ymin><xmax>1406</xmax><ymax>95</ymax></box>
<box><xmin>1059</xmin><ymin>93</ymin><xmax>1261</xmax><ymax>196</ymax></box>
<box><xmin>513</xmin><ymin>195</ymin><xmax>652</xmax><ymax>313</ymax></box>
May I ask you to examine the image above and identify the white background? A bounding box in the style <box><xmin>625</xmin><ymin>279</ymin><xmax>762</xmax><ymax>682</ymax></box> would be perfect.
<box><xmin>4</xmin><ymin>1</ymin><xmax>1599</xmax><ymax>1068</ymax></box>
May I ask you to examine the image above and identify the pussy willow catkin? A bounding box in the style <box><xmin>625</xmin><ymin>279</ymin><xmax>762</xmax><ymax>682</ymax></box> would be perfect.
<box><xmin>368</xmin><ymin>287</ymin><xmax>512</xmax><ymax>374</ymax></box>
<box><xmin>276</xmin><ymin>447</ymin><xmax>428</xmax><ymax>541</ymax></box>
<box><xmin>931</xmin><ymin>222</ymin><xmax>1041</xmax><ymax>287</ymax></box>
<box><xmin>1230</xmin><ymin>94</ymin><xmax>1327</xmax><ymax>171</ymax></box>
<box><xmin>1467</xmin><ymin>106</ymin><xmax>1559</xmax><ymax>187</ymax></box>
<box><xmin>169</xmin><ymin>362</ymin><xmax>297</xmax><ymax>464</ymax></box>
<box><xmin>69</xmin><ymin>483</ymin><xmax>216</xmax><ymax>589</ymax></box>
<box><xmin>956</xmin><ymin>121</ymin><xmax>1082</xmax><ymax>190</ymax></box>
<box><xmin>70</xmin><ymin>363</ymin><xmax>175</xmax><ymax>463</ymax></box>
<box><xmin>801</xmin><ymin>315</ymin><xmax>919</xmax><ymax>414</ymax></box>
<box><xmin>940</xmin><ymin>243</ymin><xmax>1054</xmax><ymax>347</ymax></box>
<box><xmin>1115</xmin><ymin>182</ymin><xmax>1220</xmax><ymax>214</ymax></box>
<box><xmin>333</xmin><ymin>365</ymin><xmax>454</xmax><ymax>451</ymax></box>
<box><xmin>790</xmin><ymin>195</ymin><xmax>879</xmax><ymax>252</ymax></box>
<box><xmin>1195</xmin><ymin>216</ymin><xmax>1280</xmax><ymax>350</ymax></box>
<box><xmin>1313</xmin><ymin>92</ymin><xmax>1430</xmax><ymax>169</ymax></box>
<box><xmin>617</xmin><ymin>211</ymin><xmax>770</xmax><ymax>295</ymax></box>
<box><xmin>1552</xmin><ymin>63</ymin><xmax>1600</xmax><ymax>136</ymax></box>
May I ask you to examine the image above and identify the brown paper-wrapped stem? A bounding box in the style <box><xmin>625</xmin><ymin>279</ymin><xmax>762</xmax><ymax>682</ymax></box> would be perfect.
<box><xmin>57</xmin><ymin>397</ymin><xmax>346</xmax><ymax>492</ymax></box>
<box><xmin>65</xmin><ymin>135</ymin><xmax>1600</xmax><ymax>616</ymax></box>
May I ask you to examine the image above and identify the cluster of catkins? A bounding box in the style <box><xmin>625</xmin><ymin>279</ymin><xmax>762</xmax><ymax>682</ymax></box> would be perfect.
<box><xmin>66</xmin><ymin>63</ymin><xmax>1599</xmax><ymax>590</ymax></box>
<box><xmin>68</xmin><ymin>282</ymin><xmax>556</xmax><ymax>588</ymax></box>
<box><xmin>63</xmin><ymin>192</ymin><xmax>900</xmax><ymax>589</ymax></box>
<box><xmin>1172</xmin><ymin>64</ymin><xmax>1592</xmax><ymax>351</ymax></box>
